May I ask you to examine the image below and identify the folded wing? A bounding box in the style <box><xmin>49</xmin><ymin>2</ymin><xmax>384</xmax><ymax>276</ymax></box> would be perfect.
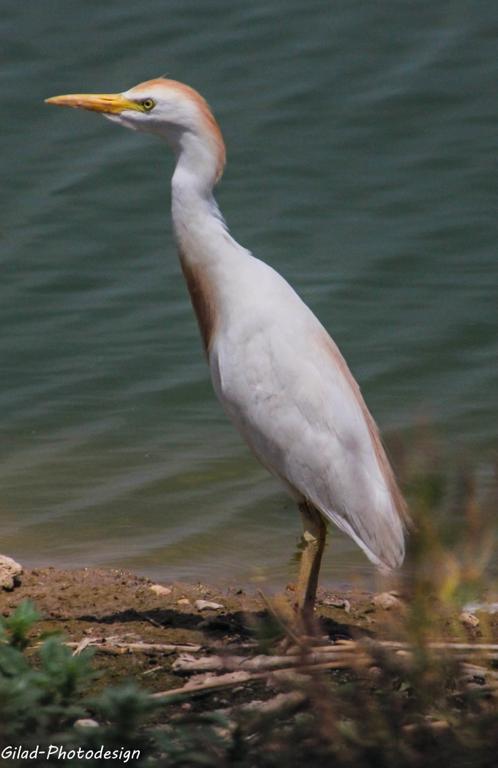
<box><xmin>213</xmin><ymin>287</ymin><xmax>407</xmax><ymax>570</ymax></box>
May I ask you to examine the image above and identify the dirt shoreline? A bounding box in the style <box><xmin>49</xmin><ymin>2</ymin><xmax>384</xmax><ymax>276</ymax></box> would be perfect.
<box><xmin>0</xmin><ymin>566</ymin><xmax>389</xmax><ymax>694</ymax></box>
<box><xmin>0</xmin><ymin>565</ymin><xmax>491</xmax><ymax>700</ymax></box>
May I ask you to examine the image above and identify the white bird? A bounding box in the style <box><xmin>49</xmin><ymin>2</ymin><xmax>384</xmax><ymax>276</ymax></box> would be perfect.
<box><xmin>46</xmin><ymin>78</ymin><xmax>408</xmax><ymax>625</ymax></box>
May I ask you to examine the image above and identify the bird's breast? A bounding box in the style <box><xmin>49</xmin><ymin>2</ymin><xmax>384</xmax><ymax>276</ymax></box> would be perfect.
<box><xmin>178</xmin><ymin>248</ymin><xmax>219</xmax><ymax>354</ymax></box>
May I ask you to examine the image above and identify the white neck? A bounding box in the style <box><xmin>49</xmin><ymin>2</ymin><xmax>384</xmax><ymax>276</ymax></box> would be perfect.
<box><xmin>169</xmin><ymin>143</ymin><xmax>250</xmax><ymax>354</ymax></box>
<box><xmin>171</xmin><ymin>167</ymin><xmax>226</xmax><ymax>262</ymax></box>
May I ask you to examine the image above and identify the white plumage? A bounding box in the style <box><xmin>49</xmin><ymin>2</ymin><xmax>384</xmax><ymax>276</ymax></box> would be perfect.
<box><xmin>46</xmin><ymin>77</ymin><xmax>407</xmax><ymax>622</ymax></box>
<box><xmin>210</xmin><ymin>258</ymin><xmax>405</xmax><ymax>570</ymax></box>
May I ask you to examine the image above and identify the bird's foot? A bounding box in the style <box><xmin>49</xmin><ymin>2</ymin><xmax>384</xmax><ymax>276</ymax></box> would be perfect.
<box><xmin>257</xmin><ymin>589</ymin><xmax>329</xmax><ymax>651</ymax></box>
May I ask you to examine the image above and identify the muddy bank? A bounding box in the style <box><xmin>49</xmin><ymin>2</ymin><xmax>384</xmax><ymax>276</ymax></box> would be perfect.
<box><xmin>0</xmin><ymin>566</ymin><xmax>492</xmax><ymax>699</ymax></box>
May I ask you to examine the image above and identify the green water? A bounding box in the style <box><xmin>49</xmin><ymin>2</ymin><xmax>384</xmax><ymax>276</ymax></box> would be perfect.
<box><xmin>1</xmin><ymin>1</ymin><xmax>496</xmax><ymax>587</ymax></box>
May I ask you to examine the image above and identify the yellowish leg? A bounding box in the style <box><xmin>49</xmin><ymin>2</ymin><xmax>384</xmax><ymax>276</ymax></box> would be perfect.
<box><xmin>295</xmin><ymin>502</ymin><xmax>327</xmax><ymax>629</ymax></box>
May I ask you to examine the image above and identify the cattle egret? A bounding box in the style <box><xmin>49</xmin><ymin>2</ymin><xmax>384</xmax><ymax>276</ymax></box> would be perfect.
<box><xmin>46</xmin><ymin>79</ymin><xmax>408</xmax><ymax>625</ymax></box>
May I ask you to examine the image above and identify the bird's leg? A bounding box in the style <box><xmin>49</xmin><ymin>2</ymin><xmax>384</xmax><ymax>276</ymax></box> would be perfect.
<box><xmin>295</xmin><ymin>502</ymin><xmax>327</xmax><ymax>631</ymax></box>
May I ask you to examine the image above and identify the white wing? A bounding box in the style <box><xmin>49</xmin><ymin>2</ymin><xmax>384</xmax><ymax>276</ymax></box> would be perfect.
<box><xmin>210</xmin><ymin>256</ymin><xmax>406</xmax><ymax>569</ymax></box>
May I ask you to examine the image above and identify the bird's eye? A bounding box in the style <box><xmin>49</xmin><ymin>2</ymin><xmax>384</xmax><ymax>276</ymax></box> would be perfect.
<box><xmin>141</xmin><ymin>98</ymin><xmax>155</xmax><ymax>111</ymax></box>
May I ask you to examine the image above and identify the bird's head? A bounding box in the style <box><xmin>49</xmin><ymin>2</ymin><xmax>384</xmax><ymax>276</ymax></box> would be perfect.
<box><xmin>46</xmin><ymin>77</ymin><xmax>226</xmax><ymax>185</ymax></box>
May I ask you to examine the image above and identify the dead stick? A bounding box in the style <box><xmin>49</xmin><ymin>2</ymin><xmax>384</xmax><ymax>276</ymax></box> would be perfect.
<box><xmin>152</xmin><ymin>670</ymin><xmax>265</xmax><ymax>700</ymax></box>
<box><xmin>172</xmin><ymin>650</ymin><xmax>359</xmax><ymax>674</ymax></box>
<box><xmin>216</xmin><ymin>690</ymin><xmax>307</xmax><ymax>718</ymax></box>
<box><xmin>64</xmin><ymin>640</ymin><xmax>202</xmax><ymax>654</ymax></box>
<box><xmin>378</xmin><ymin>641</ymin><xmax>498</xmax><ymax>651</ymax></box>
<box><xmin>152</xmin><ymin>656</ymin><xmax>371</xmax><ymax>701</ymax></box>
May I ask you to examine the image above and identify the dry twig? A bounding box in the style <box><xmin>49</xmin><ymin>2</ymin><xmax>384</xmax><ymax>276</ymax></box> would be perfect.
<box><xmin>65</xmin><ymin>639</ymin><xmax>202</xmax><ymax>655</ymax></box>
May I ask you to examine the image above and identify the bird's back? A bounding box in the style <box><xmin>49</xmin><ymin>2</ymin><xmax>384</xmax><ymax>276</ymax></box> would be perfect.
<box><xmin>209</xmin><ymin>255</ymin><xmax>407</xmax><ymax>570</ymax></box>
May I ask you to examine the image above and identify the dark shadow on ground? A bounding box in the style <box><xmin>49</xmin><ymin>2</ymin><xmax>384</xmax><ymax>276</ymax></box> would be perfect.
<box><xmin>74</xmin><ymin>606</ymin><xmax>370</xmax><ymax>642</ymax></box>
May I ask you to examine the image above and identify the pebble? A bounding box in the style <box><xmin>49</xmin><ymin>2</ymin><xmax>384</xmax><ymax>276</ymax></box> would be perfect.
<box><xmin>367</xmin><ymin>665</ymin><xmax>382</xmax><ymax>680</ymax></box>
<box><xmin>372</xmin><ymin>592</ymin><xmax>403</xmax><ymax>611</ymax></box>
<box><xmin>149</xmin><ymin>584</ymin><xmax>172</xmax><ymax>597</ymax></box>
<box><xmin>176</xmin><ymin>598</ymin><xmax>191</xmax><ymax>606</ymax></box>
<box><xmin>323</xmin><ymin>597</ymin><xmax>351</xmax><ymax>613</ymax></box>
<box><xmin>74</xmin><ymin>718</ymin><xmax>99</xmax><ymax>729</ymax></box>
<box><xmin>0</xmin><ymin>555</ymin><xmax>23</xmax><ymax>591</ymax></box>
<box><xmin>459</xmin><ymin>611</ymin><xmax>480</xmax><ymax>628</ymax></box>
<box><xmin>194</xmin><ymin>599</ymin><xmax>224</xmax><ymax>611</ymax></box>
<box><xmin>463</xmin><ymin>601</ymin><xmax>498</xmax><ymax>614</ymax></box>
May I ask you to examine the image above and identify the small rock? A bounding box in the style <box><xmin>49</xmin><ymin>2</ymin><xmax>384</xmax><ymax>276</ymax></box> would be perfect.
<box><xmin>395</xmin><ymin>649</ymin><xmax>411</xmax><ymax>659</ymax></box>
<box><xmin>149</xmin><ymin>584</ymin><xmax>172</xmax><ymax>597</ymax></box>
<box><xmin>367</xmin><ymin>665</ymin><xmax>382</xmax><ymax>680</ymax></box>
<box><xmin>323</xmin><ymin>596</ymin><xmax>351</xmax><ymax>613</ymax></box>
<box><xmin>0</xmin><ymin>555</ymin><xmax>23</xmax><ymax>591</ymax></box>
<box><xmin>463</xmin><ymin>601</ymin><xmax>498</xmax><ymax>614</ymax></box>
<box><xmin>372</xmin><ymin>592</ymin><xmax>403</xmax><ymax>611</ymax></box>
<box><xmin>176</xmin><ymin>598</ymin><xmax>191</xmax><ymax>606</ymax></box>
<box><xmin>194</xmin><ymin>599</ymin><xmax>224</xmax><ymax>611</ymax></box>
<box><xmin>459</xmin><ymin>611</ymin><xmax>480</xmax><ymax>628</ymax></box>
<box><xmin>74</xmin><ymin>718</ymin><xmax>99</xmax><ymax>729</ymax></box>
<box><xmin>425</xmin><ymin>718</ymin><xmax>450</xmax><ymax>732</ymax></box>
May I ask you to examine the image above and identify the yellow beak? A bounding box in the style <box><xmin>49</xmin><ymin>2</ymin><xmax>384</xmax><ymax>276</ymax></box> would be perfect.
<box><xmin>44</xmin><ymin>92</ymin><xmax>143</xmax><ymax>114</ymax></box>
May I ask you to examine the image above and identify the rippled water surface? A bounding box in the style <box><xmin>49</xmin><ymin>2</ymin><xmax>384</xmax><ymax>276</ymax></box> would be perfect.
<box><xmin>1</xmin><ymin>1</ymin><xmax>496</xmax><ymax>586</ymax></box>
